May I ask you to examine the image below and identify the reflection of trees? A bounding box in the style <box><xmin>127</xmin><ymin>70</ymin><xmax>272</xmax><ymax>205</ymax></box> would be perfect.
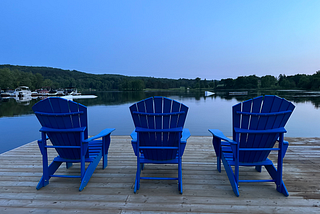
<box><xmin>1</xmin><ymin>90</ymin><xmax>320</xmax><ymax>118</ymax></box>
<box><xmin>215</xmin><ymin>90</ymin><xmax>320</xmax><ymax>109</ymax></box>
<box><xmin>0</xmin><ymin>98</ymin><xmax>38</xmax><ymax>117</ymax></box>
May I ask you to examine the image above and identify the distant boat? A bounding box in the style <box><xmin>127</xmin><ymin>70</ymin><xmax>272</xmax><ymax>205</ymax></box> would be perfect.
<box><xmin>31</xmin><ymin>89</ymin><xmax>49</xmax><ymax>96</ymax></box>
<box><xmin>47</xmin><ymin>89</ymin><xmax>65</xmax><ymax>96</ymax></box>
<box><xmin>12</xmin><ymin>86</ymin><xmax>32</xmax><ymax>97</ymax></box>
<box><xmin>61</xmin><ymin>95</ymin><xmax>97</xmax><ymax>101</ymax></box>
<box><xmin>205</xmin><ymin>91</ymin><xmax>215</xmax><ymax>96</ymax></box>
<box><xmin>64</xmin><ymin>87</ymin><xmax>81</xmax><ymax>96</ymax></box>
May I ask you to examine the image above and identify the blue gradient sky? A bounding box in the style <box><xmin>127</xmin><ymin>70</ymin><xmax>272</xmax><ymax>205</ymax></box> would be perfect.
<box><xmin>1</xmin><ymin>0</ymin><xmax>319</xmax><ymax>80</ymax></box>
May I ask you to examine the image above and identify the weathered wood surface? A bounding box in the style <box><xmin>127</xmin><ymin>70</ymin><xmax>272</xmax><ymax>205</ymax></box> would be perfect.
<box><xmin>0</xmin><ymin>136</ymin><xmax>319</xmax><ymax>213</ymax></box>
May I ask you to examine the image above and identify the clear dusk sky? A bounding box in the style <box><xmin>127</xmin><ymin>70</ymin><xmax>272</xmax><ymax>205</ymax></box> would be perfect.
<box><xmin>1</xmin><ymin>0</ymin><xmax>319</xmax><ymax>80</ymax></box>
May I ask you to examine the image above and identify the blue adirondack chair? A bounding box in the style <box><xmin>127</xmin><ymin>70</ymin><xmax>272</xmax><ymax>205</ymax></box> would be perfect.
<box><xmin>32</xmin><ymin>97</ymin><xmax>115</xmax><ymax>191</ymax></box>
<box><xmin>209</xmin><ymin>95</ymin><xmax>295</xmax><ymax>196</ymax></box>
<box><xmin>130</xmin><ymin>97</ymin><xmax>190</xmax><ymax>193</ymax></box>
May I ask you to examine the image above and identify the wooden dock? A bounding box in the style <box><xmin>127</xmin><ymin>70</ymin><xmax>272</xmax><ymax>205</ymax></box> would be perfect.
<box><xmin>0</xmin><ymin>136</ymin><xmax>319</xmax><ymax>213</ymax></box>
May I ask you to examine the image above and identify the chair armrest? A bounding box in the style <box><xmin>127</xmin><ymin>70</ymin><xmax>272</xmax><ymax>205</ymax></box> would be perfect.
<box><xmin>38</xmin><ymin>136</ymin><xmax>49</xmax><ymax>143</ymax></box>
<box><xmin>208</xmin><ymin>129</ymin><xmax>236</xmax><ymax>145</ymax></box>
<box><xmin>234</xmin><ymin>127</ymin><xmax>287</xmax><ymax>134</ymax></box>
<box><xmin>282</xmin><ymin>140</ymin><xmax>289</xmax><ymax>158</ymax></box>
<box><xmin>181</xmin><ymin>128</ymin><xmax>190</xmax><ymax>144</ymax></box>
<box><xmin>130</xmin><ymin>130</ymin><xmax>137</xmax><ymax>142</ymax></box>
<box><xmin>83</xmin><ymin>128</ymin><xmax>115</xmax><ymax>143</ymax></box>
<box><xmin>130</xmin><ymin>130</ymin><xmax>138</xmax><ymax>156</ymax></box>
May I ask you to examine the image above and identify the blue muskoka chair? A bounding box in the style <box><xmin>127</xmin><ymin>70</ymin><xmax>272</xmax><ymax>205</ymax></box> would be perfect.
<box><xmin>209</xmin><ymin>95</ymin><xmax>294</xmax><ymax>196</ymax></box>
<box><xmin>130</xmin><ymin>97</ymin><xmax>190</xmax><ymax>194</ymax></box>
<box><xmin>33</xmin><ymin>97</ymin><xmax>115</xmax><ymax>191</ymax></box>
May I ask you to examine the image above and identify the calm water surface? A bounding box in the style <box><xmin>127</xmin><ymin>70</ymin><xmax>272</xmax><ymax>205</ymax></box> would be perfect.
<box><xmin>1</xmin><ymin>90</ymin><xmax>320</xmax><ymax>154</ymax></box>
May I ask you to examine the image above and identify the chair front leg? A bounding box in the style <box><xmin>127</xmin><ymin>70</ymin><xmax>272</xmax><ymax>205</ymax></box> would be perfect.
<box><xmin>38</xmin><ymin>133</ymin><xmax>50</xmax><ymax>189</ymax></box>
<box><xmin>276</xmin><ymin>133</ymin><xmax>289</xmax><ymax>196</ymax></box>
<box><xmin>102</xmin><ymin>134</ymin><xmax>111</xmax><ymax>169</ymax></box>
<box><xmin>134</xmin><ymin>155</ymin><xmax>141</xmax><ymax>193</ymax></box>
<box><xmin>178</xmin><ymin>155</ymin><xmax>183</xmax><ymax>194</ymax></box>
<box><xmin>213</xmin><ymin>137</ymin><xmax>222</xmax><ymax>172</ymax></box>
<box><xmin>80</xmin><ymin>132</ymin><xmax>87</xmax><ymax>179</ymax></box>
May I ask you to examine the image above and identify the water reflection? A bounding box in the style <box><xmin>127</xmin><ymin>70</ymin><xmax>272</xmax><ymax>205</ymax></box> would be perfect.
<box><xmin>2</xmin><ymin>90</ymin><xmax>320</xmax><ymax>117</ymax></box>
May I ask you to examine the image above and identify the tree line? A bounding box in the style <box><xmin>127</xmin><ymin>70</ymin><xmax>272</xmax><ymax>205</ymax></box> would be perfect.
<box><xmin>1</xmin><ymin>64</ymin><xmax>320</xmax><ymax>91</ymax></box>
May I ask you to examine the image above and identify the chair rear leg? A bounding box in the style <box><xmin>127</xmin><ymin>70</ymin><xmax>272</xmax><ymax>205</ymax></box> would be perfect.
<box><xmin>178</xmin><ymin>158</ymin><xmax>183</xmax><ymax>194</ymax></box>
<box><xmin>255</xmin><ymin>165</ymin><xmax>262</xmax><ymax>172</ymax></box>
<box><xmin>134</xmin><ymin>161</ymin><xmax>141</xmax><ymax>193</ymax></box>
<box><xmin>265</xmin><ymin>164</ymin><xmax>289</xmax><ymax>196</ymax></box>
<box><xmin>79</xmin><ymin>151</ymin><xmax>102</xmax><ymax>191</ymax></box>
<box><xmin>66</xmin><ymin>162</ymin><xmax>73</xmax><ymax>169</ymax></box>
<box><xmin>212</xmin><ymin>138</ymin><xmax>222</xmax><ymax>172</ymax></box>
<box><xmin>102</xmin><ymin>134</ymin><xmax>112</xmax><ymax>169</ymax></box>
<box><xmin>221</xmin><ymin>155</ymin><xmax>239</xmax><ymax>196</ymax></box>
<box><xmin>37</xmin><ymin>161</ymin><xmax>62</xmax><ymax>190</ymax></box>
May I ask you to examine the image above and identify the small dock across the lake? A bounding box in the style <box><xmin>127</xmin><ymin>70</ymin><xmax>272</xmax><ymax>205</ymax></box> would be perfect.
<box><xmin>0</xmin><ymin>136</ymin><xmax>319</xmax><ymax>213</ymax></box>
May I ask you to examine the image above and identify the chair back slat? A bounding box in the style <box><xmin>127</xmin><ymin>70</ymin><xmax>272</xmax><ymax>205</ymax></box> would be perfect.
<box><xmin>178</xmin><ymin>104</ymin><xmax>188</xmax><ymax>127</ymax></box>
<box><xmin>130</xmin><ymin>97</ymin><xmax>188</xmax><ymax>161</ymax></box>
<box><xmin>129</xmin><ymin>104</ymin><xmax>140</xmax><ymax>127</ymax></box>
<box><xmin>233</xmin><ymin>95</ymin><xmax>294</xmax><ymax>163</ymax></box>
<box><xmin>33</xmin><ymin>97</ymin><xmax>88</xmax><ymax>159</ymax></box>
<box><xmin>244</xmin><ymin>97</ymin><xmax>263</xmax><ymax>145</ymax></box>
<box><xmin>250</xmin><ymin>96</ymin><xmax>277</xmax><ymax>162</ymax></box>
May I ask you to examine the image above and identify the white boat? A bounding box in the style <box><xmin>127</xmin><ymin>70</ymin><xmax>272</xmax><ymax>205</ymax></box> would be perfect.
<box><xmin>205</xmin><ymin>91</ymin><xmax>215</xmax><ymax>96</ymax></box>
<box><xmin>47</xmin><ymin>89</ymin><xmax>65</xmax><ymax>96</ymax></box>
<box><xmin>64</xmin><ymin>87</ymin><xmax>81</xmax><ymax>96</ymax></box>
<box><xmin>61</xmin><ymin>95</ymin><xmax>97</xmax><ymax>101</ymax></box>
<box><xmin>31</xmin><ymin>89</ymin><xmax>49</xmax><ymax>96</ymax></box>
<box><xmin>13</xmin><ymin>86</ymin><xmax>32</xmax><ymax>97</ymax></box>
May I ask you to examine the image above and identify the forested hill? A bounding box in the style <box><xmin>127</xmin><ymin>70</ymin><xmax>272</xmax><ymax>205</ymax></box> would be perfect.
<box><xmin>0</xmin><ymin>64</ymin><xmax>320</xmax><ymax>91</ymax></box>
<box><xmin>0</xmin><ymin>64</ymin><xmax>189</xmax><ymax>91</ymax></box>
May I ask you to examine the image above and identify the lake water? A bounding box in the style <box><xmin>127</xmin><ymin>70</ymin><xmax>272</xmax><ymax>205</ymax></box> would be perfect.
<box><xmin>1</xmin><ymin>90</ymin><xmax>320</xmax><ymax>154</ymax></box>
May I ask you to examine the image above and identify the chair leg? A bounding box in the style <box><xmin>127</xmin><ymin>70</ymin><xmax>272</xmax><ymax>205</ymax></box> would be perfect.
<box><xmin>37</xmin><ymin>161</ymin><xmax>62</xmax><ymax>190</ymax></box>
<box><xmin>265</xmin><ymin>164</ymin><xmax>289</xmax><ymax>196</ymax></box>
<box><xmin>178</xmin><ymin>159</ymin><xmax>183</xmax><ymax>194</ymax></box>
<box><xmin>213</xmin><ymin>138</ymin><xmax>222</xmax><ymax>172</ymax></box>
<box><xmin>134</xmin><ymin>160</ymin><xmax>141</xmax><ymax>193</ymax></box>
<box><xmin>79</xmin><ymin>151</ymin><xmax>102</xmax><ymax>191</ymax></box>
<box><xmin>277</xmin><ymin>181</ymin><xmax>289</xmax><ymax>196</ymax></box>
<box><xmin>221</xmin><ymin>156</ymin><xmax>239</xmax><ymax>197</ymax></box>
<box><xmin>102</xmin><ymin>134</ymin><xmax>111</xmax><ymax>169</ymax></box>
<box><xmin>217</xmin><ymin>156</ymin><xmax>221</xmax><ymax>172</ymax></box>
<box><xmin>255</xmin><ymin>165</ymin><xmax>262</xmax><ymax>172</ymax></box>
<box><xmin>66</xmin><ymin>162</ymin><xmax>73</xmax><ymax>169</ymax></box>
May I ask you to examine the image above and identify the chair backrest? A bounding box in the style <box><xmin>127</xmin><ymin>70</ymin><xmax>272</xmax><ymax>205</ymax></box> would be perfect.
<box><xmin>129</xmin><ymin>97</ymin><xmax>188</xmax><ymax>160</ymax></box>
<box><xmin>232</xmin><ymin>95</ymin><xmax>295</xmax><ymax>163</ymax></box>
<box><xmin>32</xmin><ymin>97</ymin><xmax>88</xmax><ymax>159</ymax></box>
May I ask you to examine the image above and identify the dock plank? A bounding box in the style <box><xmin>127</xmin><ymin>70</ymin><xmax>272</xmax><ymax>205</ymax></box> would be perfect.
<box><xmin>0</xmin><ymin>136</ymin><xmax>319</xmax><ymax>213</ymax></box>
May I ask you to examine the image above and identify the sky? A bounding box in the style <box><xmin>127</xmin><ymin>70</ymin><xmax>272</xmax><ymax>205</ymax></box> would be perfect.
<box><xmin>1</xmin><ymin>0</ymin><xmax>320</xmax><ymax>80</ymax></box>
